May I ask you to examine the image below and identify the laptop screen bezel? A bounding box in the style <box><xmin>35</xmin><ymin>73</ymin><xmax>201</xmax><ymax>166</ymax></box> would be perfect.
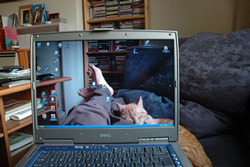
<box><xmin>30</xmin><ymin>30</ymin><xmax>180</xmax><ymax>144</ymax></box>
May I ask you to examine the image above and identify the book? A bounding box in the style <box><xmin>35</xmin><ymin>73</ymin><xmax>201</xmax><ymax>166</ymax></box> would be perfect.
<box><xmin>11</xmin><ymin>142</ymin><xmax>33</xmax><ymax>155</ymax></box>
<box><xmin>4</xmin><ymin>26</ymin><xmax>18</xmax><ymax>50</ymax></box>
<box><xmin>0</xmin><ymin>15</ymin><xmax>3</xmax><ymax>29</ymax></box>
<box><xmin>133</xmin><ymin>19</ymin><xmax>145</xmax><ymax>29</ymax></box>
<box><xmin>10</xmin><ymin>103</ymin><xmax>42</xmax><ymax>121</ymax></box>
<box><xmin>3</xmin><ymin>98</ymin><xmax>22</xmax><ymax>108</ymax></box>
<box><xmin>4</xmin><ymin>100</ymin><xmax>31</xmax><ymax>121</ymax></box>
<box><xmin>101</xmin><ymin>21</ymin><xmax>115</xmax><ymax>28</ymax></box>
<box><xmin>10</xmin><ymin>106</ymin><xmax>32</xmax><ymax>121</ymax></box>
<box><xmin>0</xmin><ymin>29</ymin><xmax>6</xmax><ymax>51</ymax></box>
<box><xmin>9</xmin><ymin>132</ymin><xmax>33</xmax><ymax>154</ymax></box>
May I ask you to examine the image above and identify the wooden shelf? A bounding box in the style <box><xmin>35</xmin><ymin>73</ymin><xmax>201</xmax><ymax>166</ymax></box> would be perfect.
<box><xmin>0</xmin><ymin>84</ymin><xmax>31</xmax><ymax>97</ymax></box>
<box><xmin>17</xmin><ymin>23</ymin><xmax>70</xmax><ymax>35</ymax></box>
<box><xmin>6</xmin><ymin>116</ymin><xmax>32</xmax><ymax>134</ymax></box>
<box><xmin>87</xmin><ymin>15</ymin><xmax>145</xmax><ymax>24</ymax></box>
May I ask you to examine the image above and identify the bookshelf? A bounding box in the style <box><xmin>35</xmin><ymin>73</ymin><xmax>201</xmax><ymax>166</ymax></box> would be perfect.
<box><xmin>82</xmin><ymin>0</ymin><xmax>150</xmax><ymax>30</ymax></box>
<box><xmin>83</xmin><ymin>0</ymin><xmax>150</xmax><ymax>92</ymax></box>
<box><xmin>0</xmin><ymin>77</ymin><xmax>71</xmax><ymax>167</ymax></box>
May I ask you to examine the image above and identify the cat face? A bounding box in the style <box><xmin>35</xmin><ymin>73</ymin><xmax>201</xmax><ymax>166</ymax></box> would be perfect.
<box><xmin>116</xmin><ymin>96</ymin><xmax>147</xmax><ymax>125</ymax></box>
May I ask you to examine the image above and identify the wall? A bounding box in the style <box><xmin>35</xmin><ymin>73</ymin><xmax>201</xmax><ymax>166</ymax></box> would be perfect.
<box><xmin>150</xmin><ymin>0</ymin><xmax>250</xmax><ymax>37</ymax></box>
<box><xmin>0</xmin><ymin>0</ymin><xmax>83</xmax><ymax>30</ymax></box>
<box><xmin>0</xmin><ymin>0</ymin><xmax>249</xmax><ymax>38</ymax></box>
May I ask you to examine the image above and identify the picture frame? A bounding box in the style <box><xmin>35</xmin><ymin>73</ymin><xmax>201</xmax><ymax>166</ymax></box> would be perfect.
<box><xmin>49</xmin><ymin>13</ymin><xmax>60</xmax><ymax>21</ymax></box>
<box><xmin>19</xmin><ymin>4</ymin><xmax>33</xmax><ymax>26</ymax></box>
<box><xmin>33</xmin><ymin>7</ymin><xmax>45</xmax><ymax>25</ymax></box>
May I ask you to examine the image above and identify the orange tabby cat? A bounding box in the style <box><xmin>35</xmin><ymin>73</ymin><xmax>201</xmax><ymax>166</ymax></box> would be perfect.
<box><xmin>116</xmin><ymin>96</ymin><xmax>212</xmax><ymax>167</ymax></box>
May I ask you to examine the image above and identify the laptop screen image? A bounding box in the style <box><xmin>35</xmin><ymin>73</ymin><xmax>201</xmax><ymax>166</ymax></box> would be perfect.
<box><xmin>35</xmin><ymin>39</ymin><xmax>174</xmax><ymax>127</ymax></box>
<box><xmin>30</xmin><ymin>30</ymin><xmax>179</xmax><ymax>144</ymax></box>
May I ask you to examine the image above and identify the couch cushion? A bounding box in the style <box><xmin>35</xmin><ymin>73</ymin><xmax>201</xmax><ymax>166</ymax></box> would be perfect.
<box><xmin>179</xmin><ymin>29</ymin><xmax>250</xmax><ymax>117</ymax></box>
<box><xmin>180</xmin><ymin>99</ymin><xmax>235</xmax><ymax>139</ymax></box>
<box><xmin>199</xmin><ymin>133</ymin><xmax>250</xmax><ymax>167</ymax></box>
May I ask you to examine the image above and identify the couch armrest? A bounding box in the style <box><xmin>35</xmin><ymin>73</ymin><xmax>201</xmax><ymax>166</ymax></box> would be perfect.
<box><xmin>179</xmin><ymin>38</ymin><xmax>188</xmax><ymax>46</ymax></box>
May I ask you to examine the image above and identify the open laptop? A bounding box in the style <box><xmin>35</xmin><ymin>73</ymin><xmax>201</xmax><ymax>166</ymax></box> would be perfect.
<box><xmin>17</xmin><ymin>30</ymin><xmax>192</xmax><ymax>167</ymax></box>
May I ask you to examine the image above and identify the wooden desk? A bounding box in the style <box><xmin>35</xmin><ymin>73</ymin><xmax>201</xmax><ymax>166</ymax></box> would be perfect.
<box><xmin>0</xmin><ymin>76</ymin><xmax>71</xmax><ymax>167</ymax></box>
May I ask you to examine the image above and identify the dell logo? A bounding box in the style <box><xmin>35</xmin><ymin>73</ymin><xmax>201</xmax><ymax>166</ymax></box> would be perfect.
<box><xmin>100</xmin><ymin>134</ymin><xmax>111</xmax><ymax>138</ymax></box>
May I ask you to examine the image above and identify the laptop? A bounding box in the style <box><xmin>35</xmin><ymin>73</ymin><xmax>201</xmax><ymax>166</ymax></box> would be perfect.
<box><xmin>16</xmin><ymin>30</ymin><xmax>192</xmax><ymax>167</ymax></box>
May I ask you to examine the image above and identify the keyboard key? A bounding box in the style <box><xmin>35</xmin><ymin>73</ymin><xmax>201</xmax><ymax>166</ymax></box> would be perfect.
<box><xmin>86</xmin><ymin>158</ymin><xmax>94</xmax><ymax>164</ymax></box>
<box><xmin>132</xmin><ymin>157</ymin><xmax>140</xmax><ymax>163</ymax></box>
<box><xmin>106</xmin><ymin>163</ymin><xmax>114</xmax><ymax>167</ymax></box>
<box><xmin>58</xmin><ymin>164</ymin><xmax>66</xmax><ymax>167</ymax></box>
<box><xmin>125</xmin><ymin>163</ymin><xmax>133</xmax><ymax>167</ymax></box>
<box><xmin>113</xmin><ymin>158</ymin><xmax>122</xmax><ymax>163</ymax></box>
<box><xmin>76</xmin><ymin>158</ymin><xmax>85</xmax><ymax>164</ymax></box>
<box><xmin>141</xmin><ymin>157</ymin><xmax>149</xmax><ymax>162</ymax></box>
<box><xmin>144</xmin><ymin>162</ymin><xmax>153</xmax><ymax>167</ymax></box>
<box><xmin>77</xmin><ymin>165</ymin><xmax>85</xmax><ymax>167</ymax></box>
<box><xmin>104</xmin><ymin>158</ymin><xmax>113</xmax><ymax>163</ymax></box>
<box><xmin>134</xmin><ymin>163</ymin><xmax>143</xmax><ymax>167</ymax></box>
<box><xmin>153</xmin><ymin>152</ymin><xmax>170</xmax><ymax>157</ymax></box>
<box><xmin>67</xmin><ymin>158</ymin><xmax>76</xmax><ymax>164</ymax></box>
<box><xmin>159</xmin><ymin>157</ymin><xmax>175</xmax><ymax>166</ymax></box>
<box><xmin>122</xmin><ymin>158</ymin><xmax>130</xmax><ymax>163</ymax></box>
<box><xmin>95</xmin><ymin>158</ymin><xmax>103</xmax><ymax>163</ymax></box>
<box><xmin>115</xmin><ymin>163</ymin><xmax>123</xmax><ymax>167</ymax></box>
<box><xmin>154</xmin><ymin>162</ymin><xmax>163</xmax><ymax>167</ymax></box>
<box><xmin>68</xmin><ymin>164</ymin><xmax>77</xmax><ymax>167</ymax></box>
<box><xmin>58</xmin><ymin>158</ymin><xmax>67</xmax><ymax>164</ymax></box>
<box><xmin>86</xmin><ymin>164</ymin><xmax>95</xmax><ymax>167</ymax></box>
<box><xmin>150</xmin><ymin>157</ymin><xmax>158</xmax><ymax>162</ymax></box>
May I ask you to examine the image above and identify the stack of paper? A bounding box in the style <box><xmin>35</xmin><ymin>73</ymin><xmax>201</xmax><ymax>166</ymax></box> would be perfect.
<box><xmin>9</xmin><ymin>132</ymin><xmax>33</xmax><ymax>155</ymax></box>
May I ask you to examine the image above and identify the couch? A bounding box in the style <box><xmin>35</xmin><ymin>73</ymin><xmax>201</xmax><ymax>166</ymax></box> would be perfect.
<box><xmin>116</xmin><ymin>29</ymin><xmax>250</xmax><ymax>167</ymax></box>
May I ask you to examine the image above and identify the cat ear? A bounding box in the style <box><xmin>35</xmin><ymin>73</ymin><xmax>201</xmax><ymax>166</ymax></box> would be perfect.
<box><xmin>135</xmin><ymin>96</ymin><xmax>143</xmax><ymax>106</ymax></box>
<box><xmin>116</xmin><ymin>103</ymin><xmax>124</xmax><ymax>113</ymax></box>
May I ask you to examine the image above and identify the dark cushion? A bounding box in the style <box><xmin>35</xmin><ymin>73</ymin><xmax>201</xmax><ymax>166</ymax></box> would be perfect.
<box><xmin>121</xmin><ymin>48</ymin><xmax>169</xmax><ymax>89</ymax></box>
<box><xmin>179</xmin><ymin>29</ymin><xmax>250</xmax><ymax>117</ymax></box>
<box><xmin>116</xmin><ymin>89</ymin><xmax>174</xmax><ymax>119</ymax></box>
<box><xmin>199</xmin><ymin>133</ymin><xmax>250</xmax><ymax>167</ymax></box>
<box><xmin>180</xmin><ymin>99</ymin><xmax>235</xmax><ymax>139</ymax></box>
<box><xmin>139</xmin><ymin>56</ymin><xmax>174</xmax><ymax>101</ymax></box>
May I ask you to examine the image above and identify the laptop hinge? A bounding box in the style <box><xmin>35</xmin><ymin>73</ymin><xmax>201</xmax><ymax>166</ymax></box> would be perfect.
<box><xmin>138</xmin><ymin>137</ymin><xmax>169</xmax><ymax>144</ymax></box>
<box><xmin>44</xmin><ymin>139</ymin><xmax>74</xmax><ymax>145</ymax></box>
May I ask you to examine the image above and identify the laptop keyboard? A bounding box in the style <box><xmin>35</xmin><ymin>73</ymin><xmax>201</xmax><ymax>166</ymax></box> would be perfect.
<box><xmin>31</xmin><ymin>145</ymin><xmax>182</xmax><ymax>167</ymax></box>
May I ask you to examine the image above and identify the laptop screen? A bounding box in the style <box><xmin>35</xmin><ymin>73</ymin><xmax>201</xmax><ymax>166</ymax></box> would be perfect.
<box><xmin>31</xmin><ymin>30</ymin><xmax>179</xmax><ymax>143</ymax></box>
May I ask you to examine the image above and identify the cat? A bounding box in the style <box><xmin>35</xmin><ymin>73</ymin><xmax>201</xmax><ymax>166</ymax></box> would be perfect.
<box><xmin>116</xmin><ymin>96</ymin><xmax>212</xmax><ymax>167</ymax></box>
